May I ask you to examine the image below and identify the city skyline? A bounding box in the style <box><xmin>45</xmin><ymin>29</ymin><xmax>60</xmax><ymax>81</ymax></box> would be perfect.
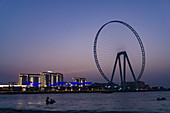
<box><xmin>0</xmin><ymin>0</ymin><xmax>170</xmax><ymax>87</ymax></box>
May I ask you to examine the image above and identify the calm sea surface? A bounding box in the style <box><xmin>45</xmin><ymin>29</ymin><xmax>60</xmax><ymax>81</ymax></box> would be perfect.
<box><xmin>0</xmin><ymin>91</ymin><xmax>170</xmax><ymax>113</ymax></box>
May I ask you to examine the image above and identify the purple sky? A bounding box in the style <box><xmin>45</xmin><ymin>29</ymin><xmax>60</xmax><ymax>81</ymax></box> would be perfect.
<box><xmin>0</xmin><ymin>0</ymin><xmax>170</xmax><ymax>87</ymax></box>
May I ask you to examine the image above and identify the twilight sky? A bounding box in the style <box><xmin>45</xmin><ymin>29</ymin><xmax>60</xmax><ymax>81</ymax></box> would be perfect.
<box><xmin>0</xmin><ymin>0</ymin><xmax>170</xmax><ymax>87</ymax></box>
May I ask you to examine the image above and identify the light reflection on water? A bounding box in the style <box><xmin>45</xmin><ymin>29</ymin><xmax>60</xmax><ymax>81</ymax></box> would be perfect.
<box><xmin>0</xmin><ymin>91</ymin><xmax>170</xmax><ymax>112</ymax></box>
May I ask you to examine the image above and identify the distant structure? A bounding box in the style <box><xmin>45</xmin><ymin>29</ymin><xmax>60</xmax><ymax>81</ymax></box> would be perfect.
<box><xmin>72</xmin><ymin>77</ymin><xmax>87</xmax><ymax>87</ymax></box>
<box><xmin>0</xmin><ymin>71</ymin><xmax>94</xmax><ymax>92</ymax></box>
<box><xmin>125</xmin><ymin>81</ymin><xmax>149</xmax><ymax>90</ymax></box>
<box><xmin>72</xmin><ymin>77</ymin><xmax>86</xmax><ymax>83</ymax></box>
<box><xmin>19</xmin><ymin>71</ymin><xmax>63</xmax><ymax>87</ymax></box>
<box><xmin>93</xmin><ymin>20</ymin><xmax>145</xmax><ymax>90</ymax></box>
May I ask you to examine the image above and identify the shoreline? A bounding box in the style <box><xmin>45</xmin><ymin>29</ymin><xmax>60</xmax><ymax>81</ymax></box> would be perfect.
<box><xmin>0</xmin><ymin>90</ymin><xmax>169</xmax><ymax>94</ymax></box>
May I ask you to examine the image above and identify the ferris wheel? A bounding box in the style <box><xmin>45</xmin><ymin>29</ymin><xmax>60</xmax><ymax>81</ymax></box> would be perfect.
<box><xmin>93</xmin><ymin>20</ymin><xmax>145</xmax><ymax>88</ymax></box>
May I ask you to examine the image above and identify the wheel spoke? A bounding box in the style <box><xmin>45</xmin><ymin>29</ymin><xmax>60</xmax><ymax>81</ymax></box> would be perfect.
<box><xmin>93</xmin><ymin>20</ymin><xmax>145</xmax><ymax>88</ymax></box>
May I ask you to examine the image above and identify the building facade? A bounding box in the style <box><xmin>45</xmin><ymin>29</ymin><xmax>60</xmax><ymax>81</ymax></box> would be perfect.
<box><xmin>72</xmin><ymin>77</ymin><xmax>87</xmax><ymax>87</ymax></box>
<box><xmin>72</xmin><ymin>77</ymin><xmax>86</xmax><ymax>83</ymax></box>
<box><xmin>19</xmin><ymin>72</ymin><xmax>63</xmax><ymax>87</ymax></box>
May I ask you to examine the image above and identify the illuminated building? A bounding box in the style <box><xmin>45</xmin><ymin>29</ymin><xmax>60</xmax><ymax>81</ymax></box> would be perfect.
<box><xmin>19</xmin><ymin>71</ymin><xmax>63</xmax><ymax>87</ymax></box>
<box><xmin>72</xmin><ymin>77</ymin><xmax>86</xmax><ymax>83</ymax></box>
<box><xmin>72</xmin><ymin>77</ymin><xmax>86</xmax><ymax>87</ymax></box>
<box><xmin>40</xmin><ymin>72</ymin><xmax>63</xmax><ymax>87</ymax></box>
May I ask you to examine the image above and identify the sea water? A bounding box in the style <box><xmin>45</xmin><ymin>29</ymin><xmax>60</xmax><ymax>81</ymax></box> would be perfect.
<box><xmin>0</xmin><ymin>91</ymin><xmax>170</xmax><ymax>113</ymax></box>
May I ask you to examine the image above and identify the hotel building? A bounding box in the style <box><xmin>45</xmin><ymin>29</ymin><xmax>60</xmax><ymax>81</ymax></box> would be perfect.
<box><xmin>19</xmin><ymin>71</ymin><xmax>63</xmax><ymax>87</ymax></box>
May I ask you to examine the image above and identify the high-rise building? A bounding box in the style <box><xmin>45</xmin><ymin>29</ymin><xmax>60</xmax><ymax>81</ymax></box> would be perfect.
<box><xmin>19</xmin><ymin>71</ymin><xmax>63</xmax><ymax>87</ymax></box>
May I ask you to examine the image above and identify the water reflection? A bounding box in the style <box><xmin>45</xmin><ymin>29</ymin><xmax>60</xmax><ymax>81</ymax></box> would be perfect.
<box><xmin>0</xmin><ymin>92</ymin><xmax>170</xmax><ymax>112</ymax></box>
